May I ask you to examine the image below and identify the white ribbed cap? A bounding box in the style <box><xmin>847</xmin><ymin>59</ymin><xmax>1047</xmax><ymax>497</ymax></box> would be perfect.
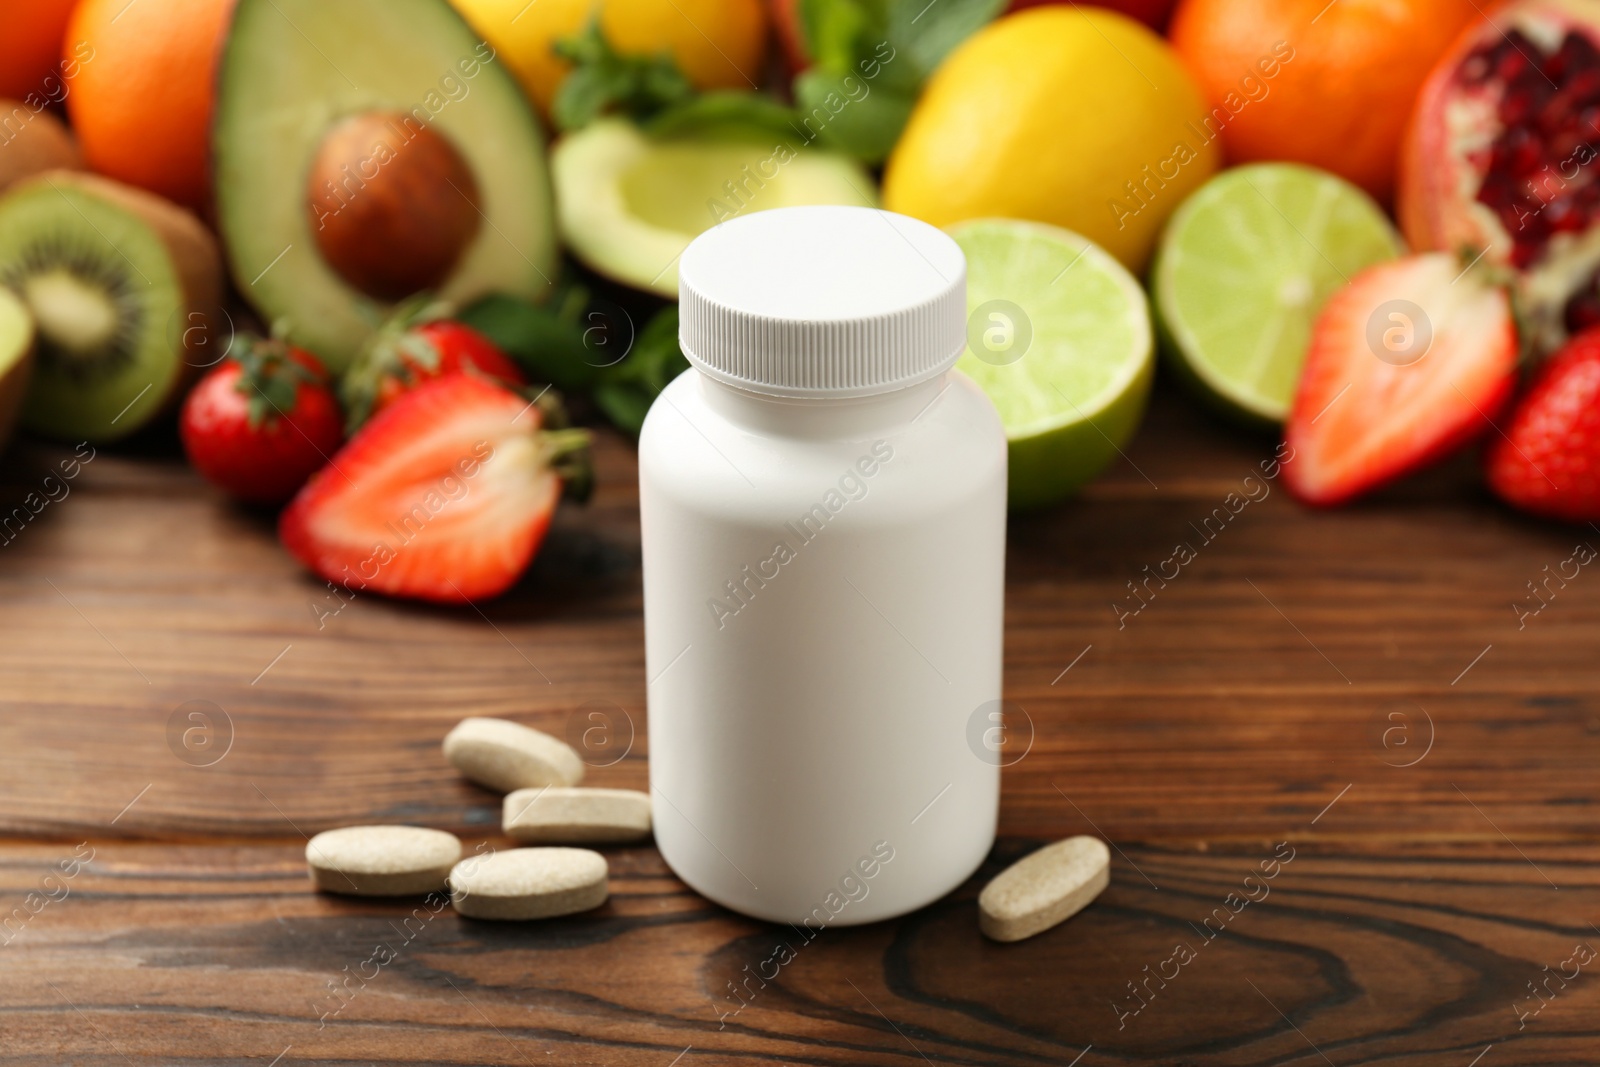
<box><xmin>678</xmin><ymin>206</ymin><xmax>968</xmax><ymax>398</ymax></box>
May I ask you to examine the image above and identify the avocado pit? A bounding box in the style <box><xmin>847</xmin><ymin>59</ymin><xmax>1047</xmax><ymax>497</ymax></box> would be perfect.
<box><xmin>306</xmin><ymin>111</ymin><xmax>482</xmax><ymax>303</ymax></box>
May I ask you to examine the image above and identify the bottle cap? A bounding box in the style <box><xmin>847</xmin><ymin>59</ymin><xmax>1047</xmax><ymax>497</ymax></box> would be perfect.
<box><xmin>678</xmin><ymin>205</ymin><xmax>968</xmax><ymax>398</ymax></box>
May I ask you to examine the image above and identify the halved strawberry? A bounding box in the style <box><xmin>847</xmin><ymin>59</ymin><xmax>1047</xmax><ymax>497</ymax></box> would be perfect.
<box><xmin>1486</xmin><ymin>326</ymin><xmax>1600</xmax><ymax>521</ymax></box>
<box><xmin>279</xmin><ymin>374</ymin><xmax>589</xmax><ymax>603</ymax></box>
<box><xmin>1283</xmin><ymin>253</ymin><xmax>1519</xmax><ymax>506</ymax></box>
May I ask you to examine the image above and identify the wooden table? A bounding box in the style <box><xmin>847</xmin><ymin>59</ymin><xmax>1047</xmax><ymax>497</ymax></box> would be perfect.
<box><xmin>2</xmin><ymin>385</ymin><xmax>1596</xmax><ymax>1065</ymax></box>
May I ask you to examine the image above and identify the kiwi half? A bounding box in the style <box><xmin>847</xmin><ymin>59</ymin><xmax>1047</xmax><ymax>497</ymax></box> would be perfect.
<box><xmin>0</xmin><ymin>286</ymin><xmax>36</xmax><ymax>455</ymax></box>
<box><xmin>0</xmin><ymin>171</ymin><xmax>221</xmax><ymax>442</ymax></box>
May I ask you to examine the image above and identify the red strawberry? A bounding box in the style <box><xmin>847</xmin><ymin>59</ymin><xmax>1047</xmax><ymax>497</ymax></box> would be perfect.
<box><xmin>1486</xmin><ymin>327</ymin><xmax>1600</xmax><ymax>521</ymax></box>
<box><xmin>342</xmin><ymin>298</ymin><xmax>526</xmax><ymax>431</ymax></box>
<box><xmin>279</xmin><ymin>374</ymin><xmax>589</xmax><ymax>603</ymax></box>
<box><xmin>180</xmin><ymin>336</ymin><xmax>344</xmax><ymax>505</ymax></box>
<box><xmin>1283</xmin><ymin>253</ymin><xmax>1519</xmax><ymax>506</ymax></box>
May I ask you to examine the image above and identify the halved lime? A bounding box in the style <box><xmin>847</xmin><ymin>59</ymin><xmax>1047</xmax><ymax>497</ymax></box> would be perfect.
<box><xmin>1152</xmin><ymin>163</ymin><xmax>1403</xmax><ymax>425</ymax></box>
<box><xmin>949</xmin><ymin>219</ymin><xmax>1154</xmax><ymax>511</ymax></box>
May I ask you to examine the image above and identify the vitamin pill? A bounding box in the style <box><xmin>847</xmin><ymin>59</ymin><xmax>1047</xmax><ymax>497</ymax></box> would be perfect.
<box><xmin>306</xmin><ymin>825</ymin><xmax>461</xmax><ymax>896</ymax></box>
<box><xmin>449</xmin><ymin>847</ymin><xmax>608</xmax><ymax>920</ymax></box>
<box><xmin>442</xmin><ymin>716</ymin><xmax>584</xmax><ymax>793</ymax></box>
<box><xmin>978</xmin><ymin>835</ymin><xmax>1110</xmax><ymax>942</ymax></box>
<box><xmin>502</xmin><ymin>787</ymin><xmax>652</xmax><ymax>844</ymax></box>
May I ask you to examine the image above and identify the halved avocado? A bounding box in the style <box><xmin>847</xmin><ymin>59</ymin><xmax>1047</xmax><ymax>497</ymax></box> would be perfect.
<box><xmin>214</xmin><ymin>0</ymin><xmax>558</xmax><ymax>371</ymax></box>
<box><xmin>552</xmin><ymin>118</ymin><xmax>877</xmax><ymax>297</ymax></box>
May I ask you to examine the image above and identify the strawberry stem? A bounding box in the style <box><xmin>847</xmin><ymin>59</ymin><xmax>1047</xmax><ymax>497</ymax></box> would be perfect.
<box><xmin>540</xmin><ymin>427</ymin><xmax>593</xmax><ymax>503</ymax></box>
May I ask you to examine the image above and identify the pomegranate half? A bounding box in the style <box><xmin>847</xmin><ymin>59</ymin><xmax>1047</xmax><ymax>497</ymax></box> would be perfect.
<box><xmin>1401</xmin><ymin>0</ymin><xmax>1600</xmax><ymax>353</ymax></box>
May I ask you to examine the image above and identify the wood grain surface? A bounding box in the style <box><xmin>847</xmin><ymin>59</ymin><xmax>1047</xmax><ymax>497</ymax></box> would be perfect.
<box><xmin>1</xmin><ymin>387</ymin><xmax>1597</xmax><ymax>1064</ymax></box>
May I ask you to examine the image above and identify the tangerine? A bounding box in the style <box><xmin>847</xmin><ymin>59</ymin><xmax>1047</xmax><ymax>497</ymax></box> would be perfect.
<box><xmin>1169</xmin><ymin>0</ymin><xmax>1478</xmax><ymax>201</ymax></box>
<box><xmin>63</xmin><ymin>0</ymin><xmax>237</xmax><ymax>211</ymax></box>
<box><xmin>0</xmin><ymin>0</ymin><xmax>79</xmax><ymax>102</ymax></box>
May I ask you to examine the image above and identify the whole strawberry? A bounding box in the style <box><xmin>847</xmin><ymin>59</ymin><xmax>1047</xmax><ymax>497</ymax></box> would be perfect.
<box><xmin>1486</xmin><ymin>327</ymin><xmax>1600</xmax><ymax>521</ymax></box>
<box><xmin>341</xmin><ymin>298</ymin><xmax>526</xmax><ymax>431</ymax></box>
<box><xmin>180</xmin><ymin>337</ymin><xmax>344</xmax><ymax>505</ymax></box>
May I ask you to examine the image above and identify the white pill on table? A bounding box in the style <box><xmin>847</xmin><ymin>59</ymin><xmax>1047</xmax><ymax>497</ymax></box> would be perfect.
<box><xmin>978</xmin><ymin>835</ymin><xmax>1110</xmax><ymax>942</ymax></box>
<box><xmin>503</xmin><ymin>787</ymin><xmax>652</xmax><ymax>844</ymax></box>
<box><xmin>306</xmin><ymin>825</ymin><xmax>462</xmax><ymax>896</ymax></box>
<box><xmin>450</xmin><ymin>847</ymin><xmax>609</xmax><ymax>920</ymax></box>
<box><xmin>442</xmin><ymin>716</ymin><xmax>585</xmax><ymax>793</ymax></box>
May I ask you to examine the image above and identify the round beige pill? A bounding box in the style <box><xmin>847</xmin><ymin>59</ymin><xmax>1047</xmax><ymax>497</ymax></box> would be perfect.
<box><xmin>503</xmin><ymin>787</ymin><xmax>652</xmax><ymax>844</ymax></box>
<box><xmin>979</xmin><ymin>835</ymin><xmax>1110</xmax><ymax>942</ymax></box>
<box><xmin>450</xmin><ymin>847</ymin><xmax>609</xmax><ymax>920</ymax></box>
<box><xmin>306</xmin><ymin>825</ymin><xmax>462</xmax><ymax>897</ymax></box>
<box><xmin>442</xmin><ymin>716</ymin><xmax>585</xmax><ymax>793</ymax></box>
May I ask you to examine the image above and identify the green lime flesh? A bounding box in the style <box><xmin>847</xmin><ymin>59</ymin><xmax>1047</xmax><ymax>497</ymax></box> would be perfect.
<box><xmin>1152</xmin><ymin>162</ymin><xmax>1403</xmax><ymax>426</ymax></box>
<box><xmin>950</xmin><ymin>218</ymin><xmax>1154</xmax><ymax>511</ymax></box>
<box><xmin>553</xmin><ymin>118</ymin><xmax>877</xmax><ymax>297</ymax></box>
<box><xmin>215</xmin><ymin>0</ymin><xmax>558</xmax><ymax>371</ymax></box>
<box><xmin>0</xmin><ymin>179</ymin><xmax>183</xmax><ymax>441</ymax></box>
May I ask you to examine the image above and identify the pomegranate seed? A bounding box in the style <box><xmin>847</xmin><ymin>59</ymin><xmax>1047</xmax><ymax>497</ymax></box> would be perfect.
<box><xmin>1471</xmin><ymin>25</ymin><xmax>1600</xmax><ymax>269</ymax></box>
<box><xmin>1496</xmin><ymin>33</ymin><xmax>1536</xmax><ymax>81</ymax></box>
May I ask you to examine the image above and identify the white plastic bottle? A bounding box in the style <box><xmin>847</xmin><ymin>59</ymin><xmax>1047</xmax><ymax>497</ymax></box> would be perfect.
<box><xmin>639</xmin><ymin>205</ymin><xmax>1007</xmax><ymax>925</ymax></box>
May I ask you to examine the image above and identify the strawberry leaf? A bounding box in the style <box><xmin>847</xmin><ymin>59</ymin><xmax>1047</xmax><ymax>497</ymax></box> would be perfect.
<box><xmin>233</xmin><ymin>335</ymin><xmax>316</xmax><ymax>430</ymax></box>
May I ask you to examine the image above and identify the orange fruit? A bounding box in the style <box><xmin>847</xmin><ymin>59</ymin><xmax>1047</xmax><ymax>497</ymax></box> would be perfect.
<box><xmin>63</xmin><ymin>0</ymin><xmax>237</xmax><ymax>210</ymax></box>
<box><xmin>1168</xmin><ymin>0</ymin><xmax>1479</xmax><ymax>201</ymax></box>
<box><xmin>0</xmin><ymin>0</ymin><xmax>79</xmax><ymax>101</ymax></box>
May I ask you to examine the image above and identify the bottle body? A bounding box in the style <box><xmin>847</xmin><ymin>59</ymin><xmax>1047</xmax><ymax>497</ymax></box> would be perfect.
<box><xmin>639</xmin><ymin>368</ymin><xmax>1006</xmax><ymax>924</ymax></box>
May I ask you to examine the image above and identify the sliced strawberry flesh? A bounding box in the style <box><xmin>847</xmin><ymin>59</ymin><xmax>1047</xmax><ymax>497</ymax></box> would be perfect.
<box><xmin>280</xmin><ymin>374</ymin><xmax>563</xmax><ymax>603</ymax></box>
<box><xmin>1284</xmin><ymin>254</ymin><xmax>1518</xmax><ymax>505</ymax></box>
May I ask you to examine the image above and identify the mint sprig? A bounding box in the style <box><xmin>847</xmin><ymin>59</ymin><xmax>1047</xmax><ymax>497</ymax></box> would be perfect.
<box><xmin>552</xmin><ymin>21</ymin><xmax>694</xmax><ymax>131</ymax></box>
<box><xmin>793</xmin><ymin>0</ymin><xmax>1004</xmax><ymax>162</ymax></box>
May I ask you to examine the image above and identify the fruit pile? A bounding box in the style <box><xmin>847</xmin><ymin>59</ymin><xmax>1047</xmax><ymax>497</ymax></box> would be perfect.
<box><xmin>0</xmin><ymin>0</ymin><xmax>1596</xmax><ymax>609</ymax></box>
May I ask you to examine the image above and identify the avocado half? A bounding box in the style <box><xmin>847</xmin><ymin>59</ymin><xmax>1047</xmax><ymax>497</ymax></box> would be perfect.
<box><xmin>552</xmin><ymin>119</ymin><xmax>877</xmax><ymax>297</ymax></box>
<box><xmin>214</xmin><ymin>0</ymin><xmax>558</xmax><ymax>371</ymax></box>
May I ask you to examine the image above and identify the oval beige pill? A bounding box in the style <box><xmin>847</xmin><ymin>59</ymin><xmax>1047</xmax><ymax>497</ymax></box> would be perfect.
<box><xmin>306</xmin><ymin>825</ymin><xmax>462</xmax><ymax>897</ymax></box>
<box><xmin>443</xmin><ymin>716</ymin><xmax>584</xmax><ymax>793</ymax></box>
<box><xmin>503</xmin><ymin>787</ymin><xmax>652</xmax><ymax>844</ymax></box>
<box><xmin>978</xmin><ymin>835</ymin><xmax>1110</xmax><ymax>942</ymax></box>
<box><xmin>450</xmin><ymin>847</ymin><xmax>609</xmax><ymax>920</ymax></box>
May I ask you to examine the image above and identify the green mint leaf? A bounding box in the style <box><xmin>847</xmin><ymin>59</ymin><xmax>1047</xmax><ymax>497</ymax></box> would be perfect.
<box><xmin>551</xmin><ymin>21</ymin><xmax>694</xmax><ymax>131</ymax></box>
<box><xmin>592</xmin><ymin>307</ymin><xmax>689</xmax><ymax>436</ymax></box>
<box><xmin>885</xmin><ymin>0</ymin><xmax>1005</xmax><ymax>80</ymax></box>
<box><xmin>456</xmin><ymin>291</ymin><xmax>601</xmax><ymax>393</ymax></box>
<box><xmin>792</xmin><ymin>69</ymin><xmax>915</xmax><ymax>163</ymax></box>
<box><xmin>800</xmin><ymin>0</ymin><xmax>885</xmax><ymax>71</ymax></box>
<box><xmin>646</xmin><ymin>91</ymin><xmax>804</xmax><ymax>143</ymax></box>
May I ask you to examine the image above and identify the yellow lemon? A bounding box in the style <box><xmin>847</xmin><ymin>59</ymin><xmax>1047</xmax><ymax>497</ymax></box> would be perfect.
<box><xmin>883</xmin><ymin>7</ymin><xmax>1219</xmax><ymax>273</ymax></box>
<box><xmin>448</xmin><ymin>0</ymin><xmax>766</xmax><ymax>116</ymax></box>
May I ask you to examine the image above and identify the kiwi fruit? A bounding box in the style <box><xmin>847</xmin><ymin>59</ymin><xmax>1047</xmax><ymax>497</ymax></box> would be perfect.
<box><xmin>0</xmin><ymin>102</ymin><xmax>82</xmax><ymax>194</ymax></box>
<box><xmin>0</xmin><ymin>286</ymin><xmax>36</xmax><ymax>454</ymax></box>
<box><xmin>0</xmin><ymin>170</ymin><xmax>221</xmax><ymax>442</ymax></box>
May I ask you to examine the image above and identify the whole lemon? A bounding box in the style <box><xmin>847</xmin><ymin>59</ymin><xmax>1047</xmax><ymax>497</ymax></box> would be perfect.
<box><xmin>448</xmin><ymin>0</ymin><xmax>766</xmax><ymax>116</ymax></box>
<box><xmin>884</xmin><ymin>7</ymin><xmax>1219</xmax><ymax>273</ymax></box>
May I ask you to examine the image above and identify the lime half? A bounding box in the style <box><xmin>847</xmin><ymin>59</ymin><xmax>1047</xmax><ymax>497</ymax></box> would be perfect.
<box><xmin>950</xmin><ymin>219</ymin><xmax>1154</xmax><ymax>511</ymax></box>
<box><xmin>1152</xmin><ymin>163</ymin><xmax>1402</xmax><ymax>425</ymax></box>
